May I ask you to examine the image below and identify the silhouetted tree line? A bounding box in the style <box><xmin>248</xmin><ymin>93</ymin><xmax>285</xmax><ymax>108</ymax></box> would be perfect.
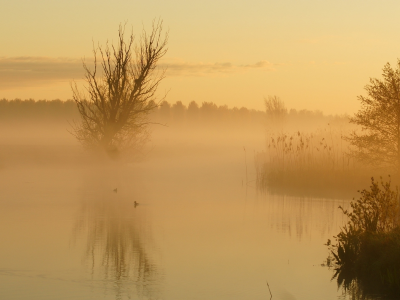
<box><xmin>150</xmin><ymin>100</ymin><xmax>266</xmax><ymax>128</ymax></box>
<box><xmin>0</xmin><ymin>98</ymin><xmax>346</xmax><ymax>128</ymax></box>
<box><xmin>151</xmin><ymin>100</ymin><xmax>347</xmax><ymax>129</ymax></box>
<box><xmin>0</xmin><ymin>98</ymin><xmax>80</xmax><ymax>122</ymax></box>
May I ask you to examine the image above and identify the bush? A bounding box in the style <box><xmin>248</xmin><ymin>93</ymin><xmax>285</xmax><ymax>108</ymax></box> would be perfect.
<box><xmin>327</xmin><ymin>177</ymin><xmax>400</xmax><ymax>297</ymax></box>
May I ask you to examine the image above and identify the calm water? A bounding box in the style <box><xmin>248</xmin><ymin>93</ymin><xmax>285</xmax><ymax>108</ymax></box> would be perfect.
<box><xmin>0</xmin><ymin>142</ymin><xmax>354</xmax><ymax>300</ymax></box>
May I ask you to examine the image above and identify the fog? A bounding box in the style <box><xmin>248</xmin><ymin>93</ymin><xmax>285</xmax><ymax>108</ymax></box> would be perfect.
<box><xmin>0</xmin><ymin>98</ymin><xmax>351</xmax><ymax>168</ymax></box>
<box><xmin>0</xmin><ymin>99</ymin><xmax>376</xmax><ymax>300</ymax></box>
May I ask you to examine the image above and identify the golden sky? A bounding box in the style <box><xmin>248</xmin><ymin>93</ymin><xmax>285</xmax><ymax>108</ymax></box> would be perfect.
<box><xmin>1</xmin><ymin>0</ymin><xmax>400</xmax><ymax>114</ymax></box>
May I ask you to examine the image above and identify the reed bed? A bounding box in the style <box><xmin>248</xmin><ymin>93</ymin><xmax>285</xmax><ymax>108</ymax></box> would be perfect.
<box><xmin>255</xmin><ymin>129</ymin><xmax>369</xmax><ymax>197</ymax></box>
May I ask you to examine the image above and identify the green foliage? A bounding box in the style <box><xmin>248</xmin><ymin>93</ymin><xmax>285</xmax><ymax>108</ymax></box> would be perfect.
<box><xmin>348</xmin><ymin>60</ymin><xmax>400</xmax><ymax>170</ymax></box>
<box><xmin>339</xmin><ymin>177</ymin><xmax>399</xmax><ymax>233</ymax></box>
<box><xmin>327</xmin><ymin>177</ymin><xmax>400</xmax><ymax>297</ymax></box>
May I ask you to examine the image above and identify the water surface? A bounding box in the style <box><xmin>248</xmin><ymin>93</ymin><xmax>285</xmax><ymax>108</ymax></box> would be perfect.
<box><xmin>0</xmin><ymin>141</ymin><xmax>354</xmax><ymax>300</ymax></box>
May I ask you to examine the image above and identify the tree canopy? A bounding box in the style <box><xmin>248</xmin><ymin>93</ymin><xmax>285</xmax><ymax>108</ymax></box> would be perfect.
<box><xmin>348</xmin><ymin>60</ymin><xmax>400</xmax><ymax>171</ymax></box>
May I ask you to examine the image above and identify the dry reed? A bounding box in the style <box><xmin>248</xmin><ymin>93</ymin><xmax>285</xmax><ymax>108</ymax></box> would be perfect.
<box><xmin>255</xmin><ymin>128</ymin><xmax>369</xmax><ymax>197</ymax></box>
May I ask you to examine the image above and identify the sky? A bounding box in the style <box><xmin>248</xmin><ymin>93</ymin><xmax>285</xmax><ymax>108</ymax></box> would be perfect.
<box><xmin>1</xmin><ymin>0</ymin><xmax>400</xmax><ymax>114</ymax></box>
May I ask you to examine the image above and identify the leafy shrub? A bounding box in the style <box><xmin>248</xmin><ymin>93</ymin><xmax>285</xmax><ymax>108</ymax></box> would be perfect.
<box><xmin>327</xmin><ymin>177</ymin><xmax>400</xmax><ymax>297</ymax></box>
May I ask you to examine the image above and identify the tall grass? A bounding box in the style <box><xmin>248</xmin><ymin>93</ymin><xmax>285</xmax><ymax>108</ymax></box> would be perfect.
<box><xmin>255</xmin><ymin>128</ymin><xmax>368</xmax><ymax>197</ymax></box>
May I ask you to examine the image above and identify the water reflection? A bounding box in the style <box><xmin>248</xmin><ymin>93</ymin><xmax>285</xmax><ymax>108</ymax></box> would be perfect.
<box><xmin>73</xmin><ymin>192</ymin><xmax>162</xmax><ymax>300</ymax></box>
<box><xmin>253</xmin><ymin>193</ymin><xmax>349</xmax><ymax>239</ymax></box>
<box><xmin>330</xmin><ymin>258</ymin><xmax>399</xmax><ymax>300</ymax></box>
<box><xmin>334</xmin><ymin>279</ymin><xmax>397</xmax><ymax>300</ymax></box>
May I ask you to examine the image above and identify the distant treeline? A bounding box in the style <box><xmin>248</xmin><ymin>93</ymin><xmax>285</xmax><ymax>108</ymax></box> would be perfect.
<box><xmin>0</xmin><ymin>99</ymin><xmax>80</xmax><ymax>122</ymax></box>
<box><xmin>0</xmin><ymin>98</ymin><xmax>348</xmax><ymax>129</ymax></box>
<box><xmin>151</xmin><ymin>101</ymin><xmax>265</xmax><ymax>128</ymax></box>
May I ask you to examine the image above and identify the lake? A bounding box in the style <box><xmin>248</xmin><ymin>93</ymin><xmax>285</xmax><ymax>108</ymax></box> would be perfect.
<box><xmin>0</xmin><ymin>128</ymin><xmax>357</xmax><ymax>300</ymax></box>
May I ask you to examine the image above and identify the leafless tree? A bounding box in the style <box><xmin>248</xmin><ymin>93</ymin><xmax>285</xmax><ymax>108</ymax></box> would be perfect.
<box><xmin>347</xmin><ymin>60</ymin><xmax>400</xmax><ymax>171</ymax></box>
<box><xmin>264</xmin><ymin>95</ymin><xmax>287</xmax><ymax>127</ymax></box>
<box><xmin>71</xmin><ymin>20</ymin><xmax>168</xmax><ymax>156</ymax></box>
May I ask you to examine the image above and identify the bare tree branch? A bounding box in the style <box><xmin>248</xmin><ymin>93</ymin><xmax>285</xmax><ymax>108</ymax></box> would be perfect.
<box><xmin>71</xmin><ymin>20</ymin><xmax>168</xmax><ymax>156</ymax></box>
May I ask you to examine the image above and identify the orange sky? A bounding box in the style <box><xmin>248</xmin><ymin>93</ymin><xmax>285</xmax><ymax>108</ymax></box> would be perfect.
<box><xmin>2</xmin><ymin>0</ymin><xmax>400</xmax><ymax>114</ymax></box>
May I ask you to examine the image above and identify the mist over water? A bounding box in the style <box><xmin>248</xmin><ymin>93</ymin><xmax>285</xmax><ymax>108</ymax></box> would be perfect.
<box><xmin>0</xmin><ymin>103</ymin><xmax>371</xmax><ymax>300</ymax></box>
<box><xmin>2</xmin><ymin>1</ymin><xmax>400</xmax><ymax>296</ymax></box>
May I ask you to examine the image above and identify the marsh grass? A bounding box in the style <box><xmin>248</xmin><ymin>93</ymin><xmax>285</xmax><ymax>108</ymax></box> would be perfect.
<box><xmin>327</xmin><ymin>177</ymin><xmax>400</xmax><ymax>298</ymax></box>
<box><xmin>255</xmin><ymin>129</ymin><xmax>370</xmax><ymax>197</ymax></box>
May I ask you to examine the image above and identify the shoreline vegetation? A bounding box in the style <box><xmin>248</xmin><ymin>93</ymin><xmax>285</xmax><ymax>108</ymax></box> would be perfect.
<box><xmin>326</xmin><ymin>177</ymin><xmax>400</xmax><ymax>299</ymax></box>
<box><xmin>254</xmin><ymin>130</ymin><xmax>374</xmax><ymax>199</ymax></box>
<box><xmin>253</xmin><ymin>96</ymin><xmax>374</xmax><ymax>199</ymax></box>
<box><xmin>253</xmin><ymin>94</ymin><xmax>398</xmax><ymax>199</ymax></box>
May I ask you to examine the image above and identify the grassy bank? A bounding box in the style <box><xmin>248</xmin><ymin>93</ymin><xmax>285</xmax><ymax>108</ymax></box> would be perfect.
<box><xmin>255</xmin><ymin>130</ymin><xmax>372</xmax><ymax>197</ymax></box>
<box><xmin>327</xmin><ymin>177</ymin><xmax>400</xmax><ymax>298</ymax></box>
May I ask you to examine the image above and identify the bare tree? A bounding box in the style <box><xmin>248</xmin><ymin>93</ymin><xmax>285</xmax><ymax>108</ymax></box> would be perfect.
<box><xmin>348</xmin><ymin>60</ymin><xmax>400</xmax><ymax>171</ymax></box>
<box><xmin>71</xmin><ymin>20</ymin><xmax>168</xmax><ymax>156</ymax></box>
<box><xmin>264</xmin><ymin>95</ymin><xmax>287</xmax><ymax>127</ymax></box>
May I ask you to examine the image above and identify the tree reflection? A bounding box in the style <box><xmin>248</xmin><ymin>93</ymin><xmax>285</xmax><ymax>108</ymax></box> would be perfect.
<box><xmin>73</xmin><ymin>194</ymin><xmax>162</xmax><ymax>300</ymax></box>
